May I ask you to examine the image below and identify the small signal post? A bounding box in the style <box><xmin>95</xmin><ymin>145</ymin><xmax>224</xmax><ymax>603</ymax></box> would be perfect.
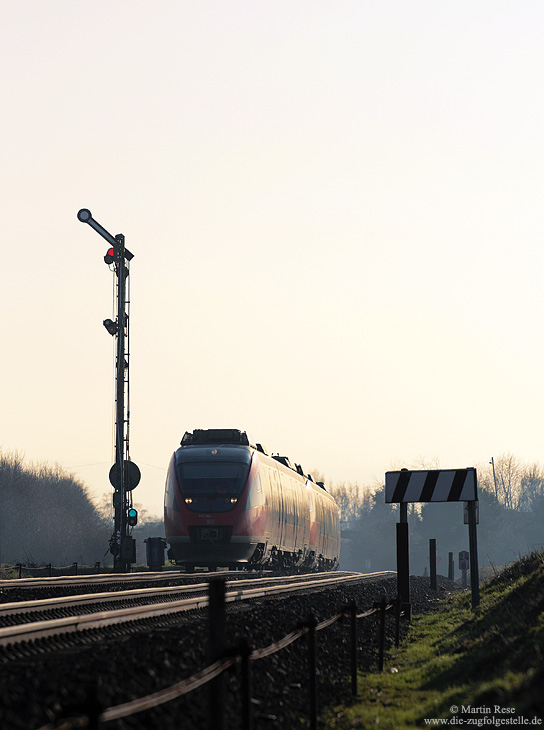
<box><xmin>77</xmin><ymin>209</ymin><xmax>140</xmax><ymax>572</ymax></box>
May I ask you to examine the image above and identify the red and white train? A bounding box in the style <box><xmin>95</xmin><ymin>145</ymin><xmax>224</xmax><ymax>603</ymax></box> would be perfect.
<box><xmin>164</xmin><ymin>429</ymin><xmax>340</xmax><ymax>572</ymax></box>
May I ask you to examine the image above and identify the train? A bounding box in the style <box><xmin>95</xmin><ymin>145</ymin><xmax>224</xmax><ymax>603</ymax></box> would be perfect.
<box><xmin>164</xmin><ymin>428</ymin><xmax>340</xmax><ymax>572</ymax></box>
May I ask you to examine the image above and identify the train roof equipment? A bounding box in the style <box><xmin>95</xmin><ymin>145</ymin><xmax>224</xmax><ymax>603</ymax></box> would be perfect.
<box><xmin>181</xmin><ymin>429</ymin><xmax>251</xmax><ymax>446</ymax></box>
<box><xmin>178</xmin><ymin>429</ymin><xmax>327</xmax><ymax>490</ymax></box>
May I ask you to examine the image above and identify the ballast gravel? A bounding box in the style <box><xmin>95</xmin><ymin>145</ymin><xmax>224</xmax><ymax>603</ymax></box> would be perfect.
<box><xmin>0</xmin><ymin>574</ymin><xmax>458</xmax><ymax>730</ymax></box>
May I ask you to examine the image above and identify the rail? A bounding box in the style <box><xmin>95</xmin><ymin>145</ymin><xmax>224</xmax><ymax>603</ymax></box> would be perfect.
<box><xmin>34</xmin><ymin>578</ymin><xmax>408</xmax><ymax>730</ymax></box>
<box><xmin>0</xmin><ymin>572</ymin><xmax>385</xmax><ymax>646</ymax></box>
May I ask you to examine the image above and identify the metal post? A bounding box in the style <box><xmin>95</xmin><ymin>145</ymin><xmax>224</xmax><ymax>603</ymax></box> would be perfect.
<box><xmin>77</xmin><ymin>210</ymin><xmax>137</xmax><ymax>574</ymax></box>
<box><xmin>307</xmin><ymin>614</ymin><xmax>318</xmax><ymax>730</ymax></box>
<box><xmin>394</xmin><ymin>596</ymin><xmax>401</xmax><ymax>648</ymax></box>
<box><xmin>239</xmin><ymin>638</ymin><xmax>253</xmax><ymax>730</ymax></box>
<box><xmin>429</xmin><ymin>539</ymin><xmax>437</xmax><ymax>591</ymax></box>
<box><xmin>448</xmin><ymin>552</ymin><xmax>454</xmax><ymax>581</ymax></box>
<box><xmin>208</xmin><ymin>578</ymin><xmax>226</xmax><ymax>730</ymax></box>
<box><xmin>467</xmin><ymin>500</ymin><xmax>480</xmax><ymax>608</ymax></box>
<box><xmin>396</xmin><ymin>502</ymin><xmax>410</xmax><ymax>607</ymax></box>
<box><xmin>377</xmin><ymin>597</ymin><xmax>386</xmax><ymax>671</ymax></box>
<box><xmin>396</xmin><ymin>521</ymin><xmax>410</xmax><ymax>604</ymax></box>
<box><xmin>114</xmin><ymin>233</ymin><xmax>127</xmax><ymax>573</ymax></box>
<box><xmin>349</xmin><ymin>602</ymin><xmax>357</xmax><ymax>696</ymax></box>
<box><xmin>85</xmin><ymin>684</ymin><xmax>101</xmax><ymax>730</ymax></box>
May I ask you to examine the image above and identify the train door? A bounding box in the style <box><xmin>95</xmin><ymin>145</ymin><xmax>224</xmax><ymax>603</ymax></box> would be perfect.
<box><xmin>280</xmin><ymin>475</ymin><xmax>288</xmax><ymax>551</ymax></box>
<box><xmin>284</xmin><ymin>479</ymin><xmax>295</xmax><ymax>551</ymax></box>
<box><xmin>292</xmin><ymin>477</ymin><xmax>303</xmax><ymax>554</ymax></box>
<box><xmin>298</xmin><ymin>480</ymin><xmax>310</xmax><ymax>560</ymax></box>
<box><xmin>290</xmin><ymin>478</ymin><xmax>300</xmax><ymax>563</ymax></box>
<box><xmin>260</xmin><ymin>464</ymin><xmax>273</xmax><ymax>543</ymax></box>
<box><xmin>270</xmin><ymin>467</ymin><xmax>283</xmax><ymax>549</ymax></box>
<box><xmin>313</xmin><ymin>491</ymin><xmax>323</xmax><ymax>556</ymax></box>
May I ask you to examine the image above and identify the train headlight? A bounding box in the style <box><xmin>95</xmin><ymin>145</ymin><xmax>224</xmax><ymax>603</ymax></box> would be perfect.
<box><xmin>185</xmin><ymin>498</ymin><xmax>193</xmax><ymax>504</ymax></box>
<box><xmin>230</xmin><ymin>498</ymin><xmax>238</xmax><ymax>504</ymax></box>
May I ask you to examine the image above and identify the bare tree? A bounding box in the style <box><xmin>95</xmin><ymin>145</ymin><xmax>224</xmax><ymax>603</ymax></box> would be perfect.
<box><xmin>330</xmin><ymin>482</ymin><xmax>372</xmax><ymax>525</ymax></box>
<box><xmin>490</xmin><ymin>453</ymin><xmax>524</xmax><ymax>511</ymax></box>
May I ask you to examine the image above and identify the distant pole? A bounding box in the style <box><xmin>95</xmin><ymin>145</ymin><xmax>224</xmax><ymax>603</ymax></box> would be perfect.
<box><xmin>490</xmin><ymin>457</ymin><xmax>498</xmax><ymax>499</ymax></box>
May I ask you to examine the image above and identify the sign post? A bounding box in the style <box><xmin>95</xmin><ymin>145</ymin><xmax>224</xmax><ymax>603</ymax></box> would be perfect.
<box><xmin>466</xmin><ymin>501</ymin><xmax>479</xmax><ymax>607</ymax></box>
<box><xmin>396</xmin><ymin>502</ymin><xmax>410</xmax><ymax>609</ymax></box>
<box><xmin>385</xmin><ymin>468</ymin><xmax>480</xmax><ymax>609</ymax></box>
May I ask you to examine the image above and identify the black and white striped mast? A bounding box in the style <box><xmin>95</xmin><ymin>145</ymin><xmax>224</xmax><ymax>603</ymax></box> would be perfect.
<box><xmin>77</xmin><ymin>209</ymin><xmax>140</xmax><ymax>572</ymax></box>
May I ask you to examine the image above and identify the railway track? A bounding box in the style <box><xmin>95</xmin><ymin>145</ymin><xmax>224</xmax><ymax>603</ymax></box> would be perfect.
<box><xmin>0</xmin><ymin>571</ymin><xmax>394</xmax><ymax>653</ymax></box>
<box><xmin>0</xmin><ymin>569</ymin><xmax>215</xmax><ymax>599</ymax></box>
<box><xmin>1</xmin><ymin>569</ymin><xmax>405</xmax><ymax>730</ymax></box>
<box><xmin>0</xmin><ymin>569</ymin><xmax>186</xmax><ymax>590</ymax></box>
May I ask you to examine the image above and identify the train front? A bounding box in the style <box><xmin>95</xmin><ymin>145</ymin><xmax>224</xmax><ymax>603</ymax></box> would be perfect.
<box><xmin>164</xmin><ymin>437</ymin><xmax>261</xmax><ymax>570</ymax></box>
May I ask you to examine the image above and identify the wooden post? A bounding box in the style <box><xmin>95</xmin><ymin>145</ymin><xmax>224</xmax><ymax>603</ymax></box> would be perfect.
<box><xmin>239</xmin><ymin>638</ymin><xmax>253</xmax><ymax>730</ymax></box>
<box><xmin>307</xmin><ymin>615</ymin><xmax>317</xmax><ymax>730</ymax></box>
<box><xmin>394</xmin><ymin>597</ymin><xmax>401</xmax><ymax>648</ymax></box>
<box><xmin>429</xmin><ymin>539</ymin><xmax>437</xmax><ymax>591</ymax></box>
<box><xmin>349</xmin><ymin>602</ymin><xmax>358</xmax><ymax>696</ymax></box>
<box><xmin>208</xmin><ymin>578</ymin><xmax>226</xmax><ymax>730</ymax></box>
<box><xmin>377</xmin><ymin>597</ymin><xmax>386</xmax><ymax>671</ymax></box>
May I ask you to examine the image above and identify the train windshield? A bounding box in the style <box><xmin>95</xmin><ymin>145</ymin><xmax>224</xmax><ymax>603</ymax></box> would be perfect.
<box><xmin>178</xmin><ymin>461</ymin><xmax>250</xmax><ymax>512</ymax></box>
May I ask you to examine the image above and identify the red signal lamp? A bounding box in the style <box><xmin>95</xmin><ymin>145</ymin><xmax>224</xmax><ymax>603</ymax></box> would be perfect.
<box><xmin>103</xmin><ymin>318</ymin><xmax>118</xmax><ymax>336</ymax></box>
<box><xmin>104</xmin><ymin>247</ymin><xmax>115</xmax><ymax>264</ymax></box>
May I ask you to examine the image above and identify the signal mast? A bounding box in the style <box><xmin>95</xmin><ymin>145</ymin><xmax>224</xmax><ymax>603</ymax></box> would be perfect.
<box><xmin>77</xmin><ymin>209</ymin><xmax>140</xmax><ymax>572</ymax></box>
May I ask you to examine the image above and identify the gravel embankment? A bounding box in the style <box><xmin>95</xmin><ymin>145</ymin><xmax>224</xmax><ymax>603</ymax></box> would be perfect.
<box><xmin>0</xmin><ymin>575</ymin><xmax>458</xmax><ymax>730</ymax></box>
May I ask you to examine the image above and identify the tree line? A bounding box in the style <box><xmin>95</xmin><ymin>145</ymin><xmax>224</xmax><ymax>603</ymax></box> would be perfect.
<box><xmin>0</xmin><ymin>451</ymin><xmax>164</xmax><ymax>567</ymax></box>
<box><xmin>2</xmin><ymin>448</ymin><xmax>541</xmax><ymax>573</ymax></box>
<box><xmin>329</xmin><ymin>454</ymin><xmax>544</xmax><ymax>575</ymax></box>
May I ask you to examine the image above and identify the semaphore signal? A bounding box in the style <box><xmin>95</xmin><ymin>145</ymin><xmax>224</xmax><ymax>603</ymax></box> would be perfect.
<box><xmin>77</xmin><ymin>208</ymin><xmax>140</xmax><ymax>573</ymax></box>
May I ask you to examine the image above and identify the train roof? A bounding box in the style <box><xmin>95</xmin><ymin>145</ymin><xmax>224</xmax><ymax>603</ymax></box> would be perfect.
<box><xmin>179</xmin><ymin>429</ymin><xmax>327</xmax><ymax>490</ymax></box>
<box><xmin>181</xmin><ymin>428</ymin><xmax>252</xmax><ymax>446</ymax></box>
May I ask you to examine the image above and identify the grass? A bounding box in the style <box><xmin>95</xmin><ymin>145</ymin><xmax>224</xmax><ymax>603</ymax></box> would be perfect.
<box><xmin>323</xmin><ymin>552</ymin><xmax>544</xmax><ymax>729</ymax></box>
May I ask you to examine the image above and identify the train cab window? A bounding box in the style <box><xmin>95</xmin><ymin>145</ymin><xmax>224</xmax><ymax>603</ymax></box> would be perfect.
<box><xmin>178</xmin><ymin>461</ymin><xmax>250</xmax><ymax>512</ymax></box>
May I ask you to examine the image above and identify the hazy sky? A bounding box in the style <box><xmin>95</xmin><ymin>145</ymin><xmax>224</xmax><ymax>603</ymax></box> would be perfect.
<box><xmin>2</xmin><ymin>1</ymin><xmax>544</xmax><ymax>517</ymax></box>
